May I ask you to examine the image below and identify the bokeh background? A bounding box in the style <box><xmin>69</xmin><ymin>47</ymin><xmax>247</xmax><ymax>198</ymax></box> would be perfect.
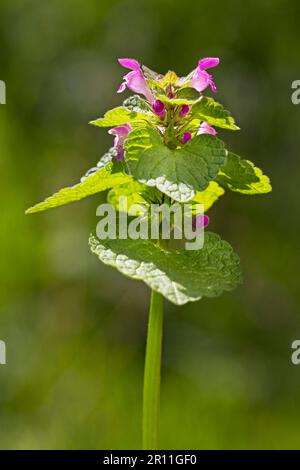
<box><xmin>0</xmin><ymin>0</ymin><xmax>300</xmax><ymax>449</ymax></box>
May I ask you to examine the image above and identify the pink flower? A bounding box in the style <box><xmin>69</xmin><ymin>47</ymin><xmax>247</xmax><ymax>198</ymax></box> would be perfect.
<box><xmin>181</xmin><ymin>132</ymin><xmax>192</xmax><ymax>144</ymax></box>
<box><xmin>179</xmin><ymin>104</ymin><xmax>190</xmax><ymax>118</ymax></box>
<box><xmin>193</xmin><ymin>214</ymin><xmax>210</xmax><ymax>229</ymax></box>
<box><xmin>191</xmin><ymin>57</ymin><xmax>219</xmax><ymax>93</ymax></box>
<box><xmin>152</xmin><ymin>99</ymin><xmax>166</xmax><ymax>118</ymax></box>
<box><xmin>117</xmin><ymin>58</ymin><xmax>155</xmax><ymax>104</ymax></box>
<box><xmin>198</xmin><ymin>122</ymin><xmax>217</xmax><ymax>135</ymax></box>
<box><xmin>108</xmin><ymin>123</ymin><xmax>132</xmax><ymax>160</ymax></box>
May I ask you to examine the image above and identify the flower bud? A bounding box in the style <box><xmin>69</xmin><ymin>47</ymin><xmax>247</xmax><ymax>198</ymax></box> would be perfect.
<box><xmin>193</xmin><ymin>214</ymin><xmax>210</xmax><ymax>229</ymax></box>
<box><xmin>152</xmin><ymin>99</ymin><xmax>166</xmax><ymax>118</ymax></box>
<box><xmin>179</xmin><ymin>104</ymin><xmax>190</xmax><ymax>118</ymax></box>
<box><xmin>181</xmin><ymin>132</ymin><xmax>192</xmax><ymax>144</ymax></box>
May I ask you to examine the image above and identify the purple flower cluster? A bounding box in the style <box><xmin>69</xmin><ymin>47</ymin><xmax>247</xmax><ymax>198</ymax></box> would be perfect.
<box><xmin>110</xmin><ymin>56</ymin><xmax>219</xmax><ymax>153</ymax></box>
<box><xmin>108</xmin><ymin>57</ymin><xmax>221</xmax><ymax>228</ymax></box>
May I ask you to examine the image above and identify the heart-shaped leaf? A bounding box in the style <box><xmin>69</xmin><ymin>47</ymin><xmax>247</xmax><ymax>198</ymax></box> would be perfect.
<box><xmin>89</xmin><ymin>232</ymin><xmax>242</xmax><ymax>305</ymax></box>
<box><xmin>124</xmin><ymin>126</ymin><xmax>227</xmax><ymax>203</ymax></box>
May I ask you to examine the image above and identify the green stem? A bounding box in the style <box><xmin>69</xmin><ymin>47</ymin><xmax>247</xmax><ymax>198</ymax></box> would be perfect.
<box><xmin>143</xmin><ymin>289</ymin><xmax>164</xmax><ymax>450</ymax></box>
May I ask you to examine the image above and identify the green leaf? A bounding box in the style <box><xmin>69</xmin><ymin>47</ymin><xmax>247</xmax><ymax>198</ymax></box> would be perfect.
<box><xmin>124</xmin><ymin>126</ymin><xmax>227</xmax><ymax>203</ymax></box>
<box><xmin>217</xmin><ymin>152</ymin><xmax>272</xmax><ymax>194</ymax></box>
<box><xmin>191</xmin><ymin>97</ymin><xmax>239</xmax><ymax>131</ymax></box>
<box><xmin>89</xmin><ymin>232</ymin><xmax>242</xmax><ymax>305</ymax></box>
<box><xmin>123</xmin><ymin>95</ymin><xmax>152</xmax><ymax>114</ymax></box>
<box><xmin>175</xmin><ymin>88</ymin><xmax>201</xmax><ymax>101</ymax></box>
<box><xmin>26</xmin><ymin>152</ymin><xmax>132</xmax><ymax>214</ymax></box>
<box><xmin>108</xmin><ymin>181</ymin><xmax>148</xmax><ymax>215</ymax></box>
<box><xmin>192</xmin><ymin>181</ymin><xmax>225</xmax><ymax>211</ymax></box>
<box><xmin>90</xmin><ymin>106</ymin><xmax>154</xmax><ymax>128</ymax></box>
<box><xmin>156</xmin><ymin>94</ymin><xmax>197</xmax><ymax>106</ymax></box>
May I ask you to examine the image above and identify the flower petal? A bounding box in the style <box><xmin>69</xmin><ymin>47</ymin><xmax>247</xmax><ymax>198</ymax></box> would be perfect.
<box><xmin>118</xmin><ymin>58</ymin><xmax>141</xmax><ymax>71</ymax></box>
<box><xmin>117</xmin><ymin>81</ymin><xmax>127</xmax><ymax>93</ymax></box>
<box><xmin>117</xmin><ymin>58</ymin><xmax>155</xmax><ymax>103</ymax></box>
<box><xmin>198</xmin><ymin>122</ymin><xmax>217</xmax><ymax>135</ymax></box>
<box><xmin>191</xmin><ymin>69</ymin><xmax>211</xmax><ymax>92</ymax></box>
<box><xmin>119</xmin><ymin>69</ymin><xmax>155</xmax><ymax>103</ymax></box>
<box><xmin>199</xmin><ymin>57</ymin><xmax>220</xmax><ymax>70</ymax></box>
<box><xmin>108</xmin><ymin>124</ymin><xmax>131</xmax><ymax>137</ymax></box>
<box><xmin>209</xmin><ymin>79</ymin><xmax>217</xmax><ymax>93</ymax></box>
<box><xmin>108</xmin><ymin>124</ymin><xmax>132</xmax><ymax>159</ymax></box>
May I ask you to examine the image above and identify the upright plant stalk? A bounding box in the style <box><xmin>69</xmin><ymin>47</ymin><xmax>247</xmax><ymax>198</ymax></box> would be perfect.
<box><xmin>143</xmin><ymin>289</ymin><xmax>164</xmax><ymax>450</ymax></box>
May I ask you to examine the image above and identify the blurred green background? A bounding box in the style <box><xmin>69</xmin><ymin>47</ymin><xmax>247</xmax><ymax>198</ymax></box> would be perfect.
<box><xmin>0</xmin><ymin>0</ymin><xmax>300</xmax><ymax>449</ymax></box>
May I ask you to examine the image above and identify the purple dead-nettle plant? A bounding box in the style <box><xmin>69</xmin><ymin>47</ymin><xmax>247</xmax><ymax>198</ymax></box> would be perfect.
<box><xmin>26</xmin><ymin>57</ymin><xmax>272</xmax><ymax>449</ymax></box>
